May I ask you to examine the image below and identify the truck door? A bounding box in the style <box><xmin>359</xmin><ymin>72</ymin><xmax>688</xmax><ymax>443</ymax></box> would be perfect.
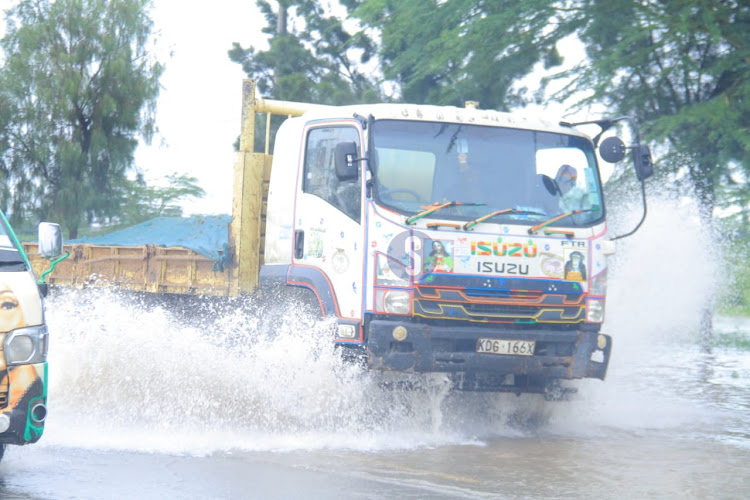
<box><xmin>292</xmin><ymin>122</ymin><xmax>364</xmax><ymax>327</ymax></box>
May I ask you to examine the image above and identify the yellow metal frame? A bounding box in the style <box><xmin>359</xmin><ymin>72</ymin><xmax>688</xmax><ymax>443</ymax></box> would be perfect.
<box><xmin>229</xmin><ymin>80</ymin><xmax>318</xmax><ymax>295</ymax></box>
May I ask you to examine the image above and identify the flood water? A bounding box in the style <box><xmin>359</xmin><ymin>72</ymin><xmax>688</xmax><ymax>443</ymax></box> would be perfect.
<box><xmin>1</xmin><ymin>200</ymin><xmax>749</xmax><ymax>499</ymax></box>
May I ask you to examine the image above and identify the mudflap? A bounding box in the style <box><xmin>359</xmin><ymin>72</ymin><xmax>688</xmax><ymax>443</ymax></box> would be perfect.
<box><xmin>584</xmin><ymin>332</ymin><xmax>612</xmax><ymax>380</ymax></box>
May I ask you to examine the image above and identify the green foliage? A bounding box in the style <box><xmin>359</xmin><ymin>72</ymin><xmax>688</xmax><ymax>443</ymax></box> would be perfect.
<box><xmin>118</xmin><ymin>173</ymin><xmax>205</xmax><ymax>226</ymax></box>
<box><xmin>712</xmin><ymin>332</ymin><xmax>750</xmax><ymax>350</ymax></box>
<box><xmin>716</xmin><ymin>215</ymin><xmax>750</xmax><ymax>316</ymax></box>
<box><xmin>0</xmin><ymin>0</ymin><xmax>163</xmax><ymax>239</ymax></box>
<box><xmin>354</xmin><ymin>0</ymin><xmax>568</xmax><ymax>110</ymax></box>
<box><xmin>550</xmin><ymin>0</ymin><xmax>750</xmax><ymax>224</ymax></box>
<box><xmin>228</xmin><ymin>0</ymin><xmax>380</xmax><ymax>104</ymax></box>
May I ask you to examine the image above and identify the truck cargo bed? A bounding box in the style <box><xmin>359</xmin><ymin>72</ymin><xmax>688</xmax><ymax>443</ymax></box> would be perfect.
<box><xmin>23</xmin><ymin>216</ymin><xmax>235</xmax><ymax>296</ymax></box>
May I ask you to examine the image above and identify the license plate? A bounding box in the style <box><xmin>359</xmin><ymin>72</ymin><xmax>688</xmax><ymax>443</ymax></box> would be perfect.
<box><xmin>476</xmin><ymin>338</ymin><xmax>535</xmax><ymax>356</ymax></box>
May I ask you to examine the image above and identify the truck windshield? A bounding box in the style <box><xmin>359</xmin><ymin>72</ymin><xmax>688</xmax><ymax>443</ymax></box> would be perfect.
<box><xmin>0</xmin><ymin>215</ymin><xmax>17</xmax><ymax>249</ymax></box>
<box><xmin>371</xmin><ymin>120</ymin><xmax>604</xmax><ymax>227</ymax></box>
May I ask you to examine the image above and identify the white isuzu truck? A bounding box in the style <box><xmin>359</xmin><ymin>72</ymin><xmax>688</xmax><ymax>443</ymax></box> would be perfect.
<box><xmin>254</xmin><ymin>82</ymin><xmax>652</xmax><ymax>396</ymax></box>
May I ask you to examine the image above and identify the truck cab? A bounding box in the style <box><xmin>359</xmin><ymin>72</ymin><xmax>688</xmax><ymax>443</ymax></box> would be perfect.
<box><xmin>258</xmin><ymin>99</ymin><xmax>638</xmax><ymax>395</ymax></box>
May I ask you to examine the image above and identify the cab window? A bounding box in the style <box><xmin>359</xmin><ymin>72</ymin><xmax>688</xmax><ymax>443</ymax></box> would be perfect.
<box><xmin>303</xmin><ymin>126</ymin><xmax>361</xmax><ymax>222</ymax></box>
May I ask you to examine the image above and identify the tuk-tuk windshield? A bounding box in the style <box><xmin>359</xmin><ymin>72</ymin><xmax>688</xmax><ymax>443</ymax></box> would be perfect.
<box><xmin>0</xmin><ymin>215</ymin><xmax>17</xmax><ymax>249</ymax></box>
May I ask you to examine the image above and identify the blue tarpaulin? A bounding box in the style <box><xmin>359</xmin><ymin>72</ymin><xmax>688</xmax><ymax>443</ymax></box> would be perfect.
<box><xmin>70</xmin><ymin>215</ymin><xmax>232</xmax><ymax>262</ymax></box>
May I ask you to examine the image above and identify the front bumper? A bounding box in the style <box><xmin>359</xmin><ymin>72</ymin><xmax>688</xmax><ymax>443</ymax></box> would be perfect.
<box><xmin>366</xmin><ymin>320</ymin><xmax>610</xmax><ymax>384</ymax></box>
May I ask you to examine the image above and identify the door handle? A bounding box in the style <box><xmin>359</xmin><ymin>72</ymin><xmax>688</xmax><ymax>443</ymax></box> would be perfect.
<box><xmin>294</xmin><ymin>230</ymin><xmax>304</xmax><ymax>259</ymax></box>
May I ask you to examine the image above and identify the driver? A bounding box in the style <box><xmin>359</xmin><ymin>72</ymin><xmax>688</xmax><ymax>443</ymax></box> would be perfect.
<box><xmin>555</xmin><ymin>164</ymin><xmax>591</xmax><ymax>213</ymax></box>
<box><xmin>439</xmin><ymin>139</ymin><xmax>485</xmax><ymax>202</ymax></box>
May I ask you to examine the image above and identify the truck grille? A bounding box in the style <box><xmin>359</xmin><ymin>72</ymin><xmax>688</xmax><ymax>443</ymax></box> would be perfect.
<box><xmin>414</xmin><ymin>276</ymin><xmax>586</xmax><ymax>324</ymax></box>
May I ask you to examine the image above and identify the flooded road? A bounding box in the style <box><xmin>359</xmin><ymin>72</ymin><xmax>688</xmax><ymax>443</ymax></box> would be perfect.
<box><xmin>1</xmin><ymin>203</ymin><xmax>749</xmax><ymax>499</ymax></box>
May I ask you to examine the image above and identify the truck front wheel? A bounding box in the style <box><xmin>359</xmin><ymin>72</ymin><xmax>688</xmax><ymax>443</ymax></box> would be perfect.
<box><xmin>543</xmin><ymin>379</ymin><xmax>577</xmax><ymax>401</ymax></box>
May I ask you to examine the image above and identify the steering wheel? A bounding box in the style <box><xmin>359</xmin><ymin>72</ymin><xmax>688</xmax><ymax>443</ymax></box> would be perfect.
<box><xmin>540</xmin><ymin>174</ymin><xmax>561</xmax><ymax>196</ymax></box>
<box><xmin>382</xmin><ymin>188</ymin><xmax>421</xmax><ymax>201</ymax></box>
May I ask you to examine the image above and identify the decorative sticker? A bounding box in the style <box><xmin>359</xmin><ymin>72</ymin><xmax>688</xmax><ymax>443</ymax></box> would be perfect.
<box><xmin>455</xmin><ymin>236</ymin><xmax>471</xmax><ymax>256</ymax></box>
<box><xmin>0</xmin><ymin>273</ymin><xmax>46</xmax><ymax>443</ymax></box>
<box><xmin>563</xmin><ymin>249</ymin><xmax>587</xmax><ymax>281</ymax></box>
<box><xmin>424</xmin><ymin>239</ymin><xmax>454</xmax><ymax>273</ymax></box>
<box><xmin>376</xmin><ymin>254</ymin><xmax>402</xmax><ymax>284</ymax></box>
<box><xmin>307</xmin><ymin>228</ymin><xmax>324</xmax><ymax>258</ymax></box>
<box><xmin>332</xmin><ymin>249</ymin><xmax>350</xmax><ymax>273</ymax></box>
<box><xmin>540</xmin><ymin>252</ymin><xmax>564</xmax><ymax>278</ymax></box>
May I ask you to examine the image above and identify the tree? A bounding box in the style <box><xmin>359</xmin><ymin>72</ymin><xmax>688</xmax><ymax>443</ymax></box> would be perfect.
<box><xmin>118</xmin><ymin>173</ymin><xmax>206</xmax><ymax>226</ymax></box>
<box><xmin>551</xmin><ymin>0</ymin><xmax>750</xmax><ymax>225</ymax></box>
<box><xmin>228</xmin><ymin>0</ymin><xmax>380</xmax><ymax>104</ymax></box>
<box><xmin>354</xmin><ymin>0</ymin><xmax>568</xmax><ymax>109</ymax></box>
<box><xmin>0</xmin><ymin>0</ymin><xmax>163</xmax><ymax>238</ymax></box>
<box><xmin>535</xmin><ymin>0</ymin><xmax>750</xmax><ymax>338</ymax></box>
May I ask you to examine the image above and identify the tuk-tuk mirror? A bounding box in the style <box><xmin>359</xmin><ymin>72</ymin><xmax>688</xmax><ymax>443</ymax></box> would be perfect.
<box><xmin>38</xmin><ymin>222</ymin><xmax>63</xmax><ymax>259</ymax></box>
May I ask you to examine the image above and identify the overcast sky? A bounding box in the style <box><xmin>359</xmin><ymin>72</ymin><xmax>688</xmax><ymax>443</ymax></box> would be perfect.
<box><xmin>0</xmin><ymin>0</ymin><xmax>264</xmax><ymax>216</ymax></box>
<box><xmin>139</xmin><ymin>1</ymin><xmax>263</xmax><ymax>216</ymax></box>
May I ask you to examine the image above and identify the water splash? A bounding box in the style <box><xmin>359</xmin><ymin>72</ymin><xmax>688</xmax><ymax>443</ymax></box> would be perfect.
<box><xmin>607</xmin><ymin>193</ymin><xmax>718</xmax><ymax>346</ymax></box>
<box><xmin>544</xmin><ymin>192</ymin><xmax>734</xmax><ymax>440</ymax></box>
<box><xmin>42</xmin><ymin>288</ymin><xmax>510</xmax><ymax>454</ymax></box>
<box><xmin>38</xmin><ymin>193</ymin><xmax>743</xmax><ymax>455</ymax></box>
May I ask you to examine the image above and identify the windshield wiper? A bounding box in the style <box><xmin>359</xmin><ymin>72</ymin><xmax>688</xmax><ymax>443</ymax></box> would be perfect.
<box><xmin>406</xmin><ymin>201</ymin><xmax>485</xmax><ymax>225</ymax></box>
<box><xmin>463</xmin><ymin>208</ymin><xmax>546</xmax><ymax>231</ymax></box>
<box><xmin>528</xmin><ymin>209</ymin><xmax>596</xmax><ymax>235</ymax></box>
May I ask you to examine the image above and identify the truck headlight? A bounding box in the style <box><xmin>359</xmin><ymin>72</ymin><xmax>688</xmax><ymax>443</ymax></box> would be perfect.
<box><xmin>586</xmin><ymin>300</ymin><xmax>605</xmax><ymax>323</ymax></box>
<box><xmin>384</xmin><ymin>290</ymin><xmax>411</xmax><ymax>314</ymax></box>
<box><xmin>4</xmin><ymin>325</ymin><xmax>48</xmax><ymax>365</ymax></box>
<box><xmin>375</xmin><ymin>289</ymin><xmax>412</xmax><ymax>315</ymax></box>
<box><xmin>589</xmin><ymin>270</ymin><xmax>607</xmax><ymax>296</ymax></box>
<box><xmin>337</xmin><ymin>324</ymin><xmax>357</xmax><ymax>339</ymax></box>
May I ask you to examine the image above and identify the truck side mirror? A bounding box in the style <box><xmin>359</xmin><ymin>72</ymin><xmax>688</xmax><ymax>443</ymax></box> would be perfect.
<box><xmin>334</xmin><ymin>141</ymin><xmax>359</xmax><ymax>181</ymax></box>
<box><xmin>38</xmin><ymin>222</ymin><xmax>63</xmax><ymax>259</ymax></box>
<box><xmin>632</xmin><ymin>144</ymin><xmax>654</xmax><ymax>181</ymax></box>
<box><xmin>598</xmin><ymin>137</ymin><xmax>626</xmax><ymax>163</ymax></box>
